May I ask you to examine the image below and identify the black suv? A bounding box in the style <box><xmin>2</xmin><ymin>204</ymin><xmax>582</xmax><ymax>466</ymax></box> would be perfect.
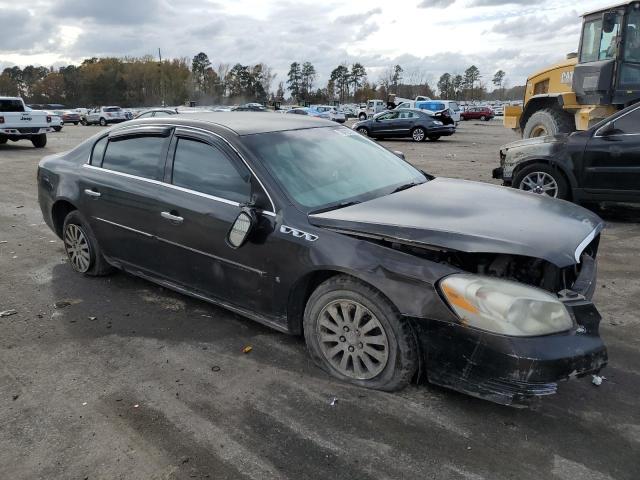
<box><xmin>494</xmin><ymin>103</ymin><xmax>640</xmax><ymax>202</ymax></box>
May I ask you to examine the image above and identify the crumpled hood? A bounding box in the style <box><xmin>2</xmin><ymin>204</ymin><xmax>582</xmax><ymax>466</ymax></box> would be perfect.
<box><xmin>501</xmin><ymin>133</ymin><xmax>569</xmax><ymax>152</ymax></box>
<box><xmin>309</xmin><ymin>178</ymin><xmax>604</xmax><ymax>268</ymax></box>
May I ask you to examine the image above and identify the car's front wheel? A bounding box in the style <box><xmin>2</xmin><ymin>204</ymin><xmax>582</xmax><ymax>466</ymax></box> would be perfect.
<box><xmin>304</xmin><ymin>275</ymin><xmax>418</xmax><ymax>391</ymax></box>
<box><xmin>63</xmin><ymin>211</ymin><xmax>115</xmax><ymax>276</ymax></box>
<box><xmin>81</xmin><ymin>118</ymin><xmax>88</xmax><ymax>126</ymax></box>
<box><xmin>358</xmin><ymin>113</ymin><xmax>367</xmax><ymax>121</ymax></box>
<box><xmin>99</xmin><ymin>118</ymin><xmax>107</xmax><ymax>126</ymax></box>
<box><xmin>411</xmin><ymin>127</ymin><xmax>426</xmax><ymax>142</ymax></box>
<box><xmin>513</xmin><ymin>163</ymin><xmax>569</xmax><ymax>200</ymax></box>
<box><xmin>427</xmin><ymin>135</ymin><xmax>440</xmax><ymax>142</ymax></box>
<box><xmin>356</xmin><ymin>127</ymin><xmax>369</xmax><ymax>136</ymax></box>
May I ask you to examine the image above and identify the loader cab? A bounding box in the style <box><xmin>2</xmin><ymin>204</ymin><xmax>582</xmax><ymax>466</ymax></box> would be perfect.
<box><xmin>574</xmin><ymin>2</ymin><xmax>640</xmax><ymax>106</ymax></box>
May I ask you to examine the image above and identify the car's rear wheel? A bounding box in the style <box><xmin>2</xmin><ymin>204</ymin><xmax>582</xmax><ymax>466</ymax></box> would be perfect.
<box><xmin>53</xmin><ymin>126</ymin><xmax>62</xmax><ymax>132</ymax></box>
<box><xmin>304</xmin><ymin>275</ymin><xmax>418</xmax><ymax>391</ymax></box>
<box><xmin>81</xmin><ymin>118</ymin><xmax>88</xmax><ymax>126</ymax></box>
<box><xmin>480</xmin><ymin>115</ymin><xmax>486</xmax><ymax>121</ymax></box>
<box><xmin>427</xmin><ymin>135</ymin><xmax>440</xmax><ymax>141</ymax></box>
<box><xmin>99</xmin><ymin>118</ymin><xmax>107</xmax><ymax>127</ymax></box>
<box><xmin>513</xmin><ymin>163</ymin><xmax>569</xmax><ymax>200</ymax></box>
<box><xmin>357</xmin><ymin>127</ymin><xmax>369</xmax><ymax>136</ymax></box>
<box><xmin>31</xmin><ymin>134</ymin><xmax>47</xmax><ymax>148</ymax></box>
<box><xmin>411</xmin><ymin>127</ymin><xmax>426</xmax><ymax>142</ymax></box>
<box><xmin>63</xmin><ymin>210</ymin><xmax>115</xmax><ymax>276</ymax></box>
<box><xmin>0</xmin><ymin>136</ymin><xmax>7</xmax><ymax>145</ymax></box>
<box><xmin>358</xmin><ymin>113</ymin><xmax>367</xmax><ymax>121</ymax></box>
<box><xmin>73</xmin><ymin>122</ymin><xmax>79</xmax><ymax>125</ymax></box>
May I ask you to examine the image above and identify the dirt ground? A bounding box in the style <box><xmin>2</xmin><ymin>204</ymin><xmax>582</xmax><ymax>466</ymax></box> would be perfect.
<box><xmin>1</xmin><ymin>120</ymin><xmax>639</xmax><ymax>480</ymax></box>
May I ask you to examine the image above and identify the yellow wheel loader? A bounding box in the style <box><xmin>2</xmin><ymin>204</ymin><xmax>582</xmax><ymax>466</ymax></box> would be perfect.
<box><xmin>506</xmin><ymin>1</ymin><xmax>640</xmax><ymax>138</ymax></box>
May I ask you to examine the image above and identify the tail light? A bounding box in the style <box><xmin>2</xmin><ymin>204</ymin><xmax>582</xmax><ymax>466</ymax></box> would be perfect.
<box><xmin>46</xmin><ymin>116</ymin><xmax>52</xmax><ymax>123</ymax></box>
<box><xmin>0</xmin><ymin>116</ymin><xmax>4</xmax><ymax>124</ymax></box>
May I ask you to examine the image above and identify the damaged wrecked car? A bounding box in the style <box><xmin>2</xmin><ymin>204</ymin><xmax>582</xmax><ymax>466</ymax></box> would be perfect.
<box><xmin>37</xmin><ymin>112</ymin><xmax>607</xmax><ymax>406</ymax></box>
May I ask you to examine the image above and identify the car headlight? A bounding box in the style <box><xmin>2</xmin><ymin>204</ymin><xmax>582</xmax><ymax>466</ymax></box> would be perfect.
<box><xmin>433</xmin><ymin>120</ymin><xmax>443</xmax><ymax>126</ymax></box>
<box><xmin>439</xmin><ymin>274</ymin><xmax>573</xmax><ymax>336</ymax></box>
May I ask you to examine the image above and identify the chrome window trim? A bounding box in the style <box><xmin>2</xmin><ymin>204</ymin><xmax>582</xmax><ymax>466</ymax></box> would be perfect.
<box><xmin>83</xmin><ymin>164</ymin><xmax>279</xmax><ymax>215</ymax></box>
<box><xmin>85</xmin><ymin>122</ymin><xmax>277</xmax><ymax>214</ymax></box>
<box><xmin>94</xmin><ymin>216</ymin><xmax>154</xmax><ymax>237</ymax></box>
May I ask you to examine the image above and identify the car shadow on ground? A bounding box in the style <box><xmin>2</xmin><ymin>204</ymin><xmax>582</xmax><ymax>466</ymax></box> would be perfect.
<box><xmin>585</xmin><ymin>202</ymin><xmax>640</xmax><ymax>223</ymax></box>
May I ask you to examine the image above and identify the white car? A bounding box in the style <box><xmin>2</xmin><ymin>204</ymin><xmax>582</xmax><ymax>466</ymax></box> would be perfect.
<box><xmin>0</xmin><ymin>97</ymin><xmax>53</xmax><ymax>148</ymax></box>
<box><xmin>358</xmin><ymin>99</ymin><xmax>387</xmax><ymax>120</ymax></box>
<box><xmin>82</xmin><ymin>106</ymin><xmax>128</xmax><ymax>126</ymax></box>
<box><xmin>311</xmin><ymin>105</ymin><xmax>346</xmax><ymax>123</ymax></box>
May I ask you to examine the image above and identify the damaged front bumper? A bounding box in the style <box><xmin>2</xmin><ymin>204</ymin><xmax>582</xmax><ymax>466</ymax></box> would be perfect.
<box><xmin>414</xmin><ymin>299</ymin><xmax>607</xmax><ymax>407</ymax></box>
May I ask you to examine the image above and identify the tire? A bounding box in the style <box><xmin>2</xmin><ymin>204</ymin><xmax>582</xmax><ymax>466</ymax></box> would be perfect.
<box><xmin>522</xmin><ymin>108</ymin><xmax>574</xmax><ymax>139</ymax></box>
<box><xmin>411</xmin><ymin>127</ymin><xmax>426</xmax><ymax>142</ymax></box>
<box><xmin>99</xmin><ymin>118</ymin><xmax>107</xmax><ymax>127</ymax></box>
<box><xmin>480</xmin><ymin>115</ymin><xmax>486</xmax><ymax>121</ymax></box>
<box><xmin>62</xmin><ymin>210</ymin><xmax>115</xmax><ymax>276</ymax></box>
<box><xmin>513</xmin><ymin>163</ymin><xmax>569</xmax><ymax>200</ymax></box>
<box><xmin>303</xmin><ymin>275</ymin><xmax>418</xmax><ymax>391</ymax></box>
<box><xmin>0</xmin><ymin>136</ymin><xmax>7</xmax><ymax>145</ymax></box>
<box><xmin>427</xmin><ymin>135</ymin><xmax>440</xmax><ymax>142</ymax></box>
<box><xmin>357</xmin><ymin>127</ymin><xmax>369</xmax><ymax>136</ymax></box>
<box><xmin>73</xmin><ymin>122</ymin><xmax>79</xmax><ymax>125</ymax></box>
<box><xmin>31</xmin><ymin>134</ymin><xmax>47</xmax><ymax>148</ymax></box>
<box><xmin>53</xmin><ymin>126</ymin><xmax>62</xmax><ymax>132</ymax></box>
<box><xmin>358</xmin><ymin>113</ymin><xmax>367</xmax><ymax>121</ymax></box>
<box><xmin>81</xmin><ymin>118</ymin><xmax>88</xmax><ymax>126</ymax></box>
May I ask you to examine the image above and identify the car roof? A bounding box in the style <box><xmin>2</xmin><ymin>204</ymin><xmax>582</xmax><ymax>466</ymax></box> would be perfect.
<box><xmin>123</xmin><ymin>111</ymin><xmax>335</xmax><ymax>136</ymax></box>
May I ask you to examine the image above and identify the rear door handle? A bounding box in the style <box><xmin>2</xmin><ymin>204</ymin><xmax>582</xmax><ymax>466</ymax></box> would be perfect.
<box><xmin>161</xmin><ymin>211</ymin><xmax>184</xmax><ymax>224</ymax></box>
<box><xmin>84</xmin><ymin>188</ymin><xmax>101</xmax><ymax>198</ymax></box>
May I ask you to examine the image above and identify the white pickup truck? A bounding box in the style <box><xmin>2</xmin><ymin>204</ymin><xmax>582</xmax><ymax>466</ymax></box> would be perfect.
<box><xmin>0</xmin><ymin>97</ymin><xmax>53</xmax><ymax>148</ymax></box>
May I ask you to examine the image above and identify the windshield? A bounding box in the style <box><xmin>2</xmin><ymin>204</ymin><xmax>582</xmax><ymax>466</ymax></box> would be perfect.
<box><xmin>245</xmin><ymin>127</ymin><xmax>425</xmax><ymax>211</ymax></box>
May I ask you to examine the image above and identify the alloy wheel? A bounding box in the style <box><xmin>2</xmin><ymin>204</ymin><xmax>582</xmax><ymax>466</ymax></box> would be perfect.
<box><xmin>357</xmin><ymin>127</ymin><xmax>368</xmax><ymax>136</ymax></box>
<box><xmin>412</xmin><ymin>128</ymin><xmax>425</xmax><ymax>142</ymax></box>
<box><xmin>519</xmin><ymin>171</ymin><xmax>559</xmax><ymax>197</ymax></box>
<box><xmin>64</xmin><ymin>224</ymin><xmax>91</xmax><ymax>272</ymax></box>
<box><xmin>316</xmin><ymin>299</ymin><xmax>389</xmax><ymax>380</ymax></box>
<box><xmin>530</xmin><ymin>125</ymin><xmax>548</xmax><ymax>137</ymax></box>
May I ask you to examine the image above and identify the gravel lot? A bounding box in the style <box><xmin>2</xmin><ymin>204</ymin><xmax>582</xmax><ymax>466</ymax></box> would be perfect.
<box><xmin>1</xmin><ymin>120</ymin><xmax>639</xmax><ymax>480</ymax></box>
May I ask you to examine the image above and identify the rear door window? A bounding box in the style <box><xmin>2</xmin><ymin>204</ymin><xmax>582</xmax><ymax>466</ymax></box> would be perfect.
<box><xmin>102</xmin><ymin>135</ymin><xmax>167</xmax><ymax>179</ymax></box>
<box><xmin>171</xmin><ymin>137</ymin><xmax>250</xmax><ymax>203</ymax></box>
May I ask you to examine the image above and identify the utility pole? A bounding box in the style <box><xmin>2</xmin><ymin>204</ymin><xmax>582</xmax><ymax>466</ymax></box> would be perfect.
<box><xmin>158</xmin><ymin>48</ymin><xmax>165</xmax><ymax>107</ymax></box>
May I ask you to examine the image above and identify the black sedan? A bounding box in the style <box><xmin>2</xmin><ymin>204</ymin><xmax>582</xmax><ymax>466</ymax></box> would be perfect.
<box><xmin>38</xmin><ymin>113</ymin><xmax>606</xmax><ymax>406</ymax></box>
<box><xmin>494</xmin><ymin>102</ymin><xmax>640</xmax><ymax>203</ymax></box>
<box><xmin>353</xmin><ymin>108</ymin><xmax>455</xmax><ymax>142</ymax></box>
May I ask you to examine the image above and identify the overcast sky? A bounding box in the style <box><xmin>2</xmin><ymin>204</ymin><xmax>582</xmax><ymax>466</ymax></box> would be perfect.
<box><xmin>0</xmin><ymin>0</ymin><xmax>609</xmax><ymax>89</ymax></box>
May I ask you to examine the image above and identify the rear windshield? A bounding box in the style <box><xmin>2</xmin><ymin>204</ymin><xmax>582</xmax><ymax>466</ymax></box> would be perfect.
<box><xmin>0</xmin><ymin>99</ymin><xmax>25</xmax><ymax>112</ymax></box>
<box><xmin>104</xmin><ymin>107</ymin><xmax>122</xmax><ymax>112</ymax></box>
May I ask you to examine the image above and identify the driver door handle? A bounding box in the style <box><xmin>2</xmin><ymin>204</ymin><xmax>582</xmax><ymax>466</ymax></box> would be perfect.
<box><xmin>84</xmin><ymin>188</ymin><xmax>101</xmax><ymax>198</ymax></box>
<box><xmin>161</xmin><ymin>211</ymin><xmax>184</xmax><ymax>224</ymax></box>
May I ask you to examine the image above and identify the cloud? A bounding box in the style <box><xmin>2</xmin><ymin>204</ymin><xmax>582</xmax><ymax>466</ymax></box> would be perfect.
<box><xmin>49</xmin><ymin>0</ymin><xmax>166</xmax><ymax>25</ymax></box>
<box><xmin>0</xmin><ymin>8</ymin><xmax>58</xmax><ymax>53</ymax></box>
<box><xmin>470</xmin><ymin>0</ymin><xmax>537</xmax><ymax>5</ymax></box>
<box><xmin>417</xmin><ymin>0</ymin><xmax>455</xmax><ymax>8</ymax></box>
<box><xmin>489</xmin><ymin>11</ymin><xmax>580</xmax><ymax>40</ymax></box>
<box><xmin>335</xmin><ymin>8</ymin><xmax>382</xmax><ymax>24</ymax></box>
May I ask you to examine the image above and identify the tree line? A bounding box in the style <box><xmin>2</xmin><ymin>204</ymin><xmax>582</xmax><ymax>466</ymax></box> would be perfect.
<box><xmin>0</xmin><ymin>51</ymin><xmax>522</xmax><ymax>107</ymax></box>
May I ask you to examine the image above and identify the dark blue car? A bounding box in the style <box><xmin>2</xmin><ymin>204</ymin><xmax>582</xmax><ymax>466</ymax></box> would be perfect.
<box><xmin>352</xmin><ymin>108</ymin><xmax>455</xmax><ymax>142</ymax></box>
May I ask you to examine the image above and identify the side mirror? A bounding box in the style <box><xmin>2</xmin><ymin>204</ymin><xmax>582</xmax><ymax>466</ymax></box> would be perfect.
<box><xmin>393</xmin><ymin>150</ymin><xmax>406</xmax><ymax>160</ymax></box>
<box><xmin>603</xmin><ymin>12</ymin><xmax>617</xmax><ymax>34</ymax></box>
<box><xmin>227</xmin><ymin>209</ymin><xmax>256</xmax><ymax>249</ymax></box>
<box><xmin>596</xmin><ymin>121</ymin><xmax>618</xmax><ymax>137</ymax></box>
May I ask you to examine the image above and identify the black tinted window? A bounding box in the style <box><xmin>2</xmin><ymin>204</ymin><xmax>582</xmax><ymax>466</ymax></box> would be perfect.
<box><xmin>91</xmin><ymin>136</ymin><xmax>108</xmax><ymax>165</ymax></box>
<box><xmin>615</xmin><ymin>108</ymin><xmax>640</xmax><ymax>134</ymax></box>
<box><xmin>102</xmin><ymin>136</ymin><xmax>165</xmax><ymax>179</ymax></box>
<box><xmin>0</xmin><ymin>99</ymin><xmax>25</xmax><ymax>112</ymax></box>
<box><xmin>172</xmin><ymin>138</ymin><xmax>250</xmax><ymax>202</ymax></box>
